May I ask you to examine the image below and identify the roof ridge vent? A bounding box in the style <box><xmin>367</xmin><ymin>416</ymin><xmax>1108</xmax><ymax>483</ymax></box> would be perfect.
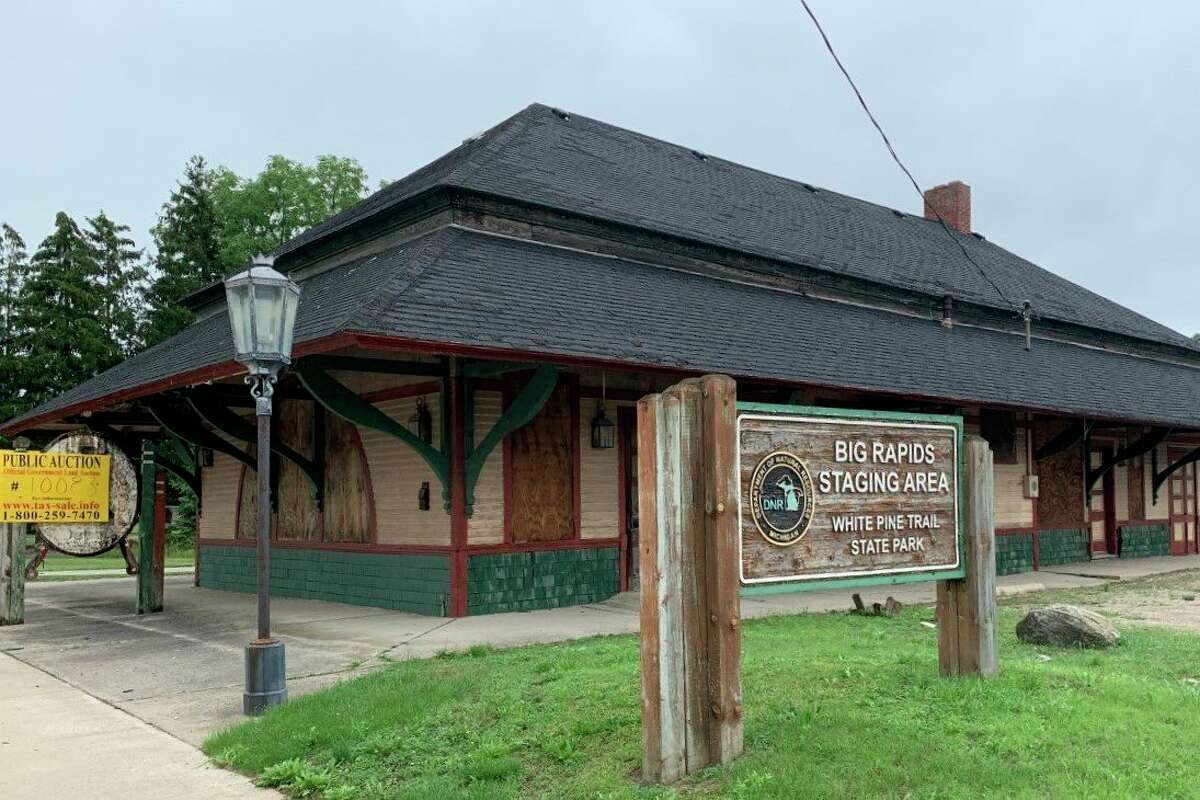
<box><xmin>690</xmin><ymin>149</ymin><xmax>708</xmax><ymax>161</ymax></box>
<box><xmin>800</xmin><ymin>182</ymin><xmax>818</xmax><ymax>193</ymax></box>
<box><xmin>971</xmin><ymin>231</ymin><xmax>986</xmax><ymax>241</ymax></box>
<box><xmin>892</xmin><ymin>209</ymin><xmax>905</xmax><ymax>219</ymax></box>
<box><xmin>549</xmin><ymin>107</ymin><xmax>571</xmax><ymax>121</ymax></box>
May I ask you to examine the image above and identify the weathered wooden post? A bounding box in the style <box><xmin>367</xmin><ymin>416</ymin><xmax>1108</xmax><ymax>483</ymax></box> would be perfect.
<box><xmin>638</xmin><ymin>375</ymin><xmax>743</xmax><ymax>784</ymax></box>
<box><xmin>1</xmin><ymin>523</ymin><xmax>26</xmax><ymax>626</ymax></box>
<box><xmin>136</xmin><ymin>442</ymin><xmax>164</xmax><ymax>615</ymax></box>
<box><xmin>936</xmin><ymin>435</ymin><xmax>997</xmax><ymax>676</ymax></box>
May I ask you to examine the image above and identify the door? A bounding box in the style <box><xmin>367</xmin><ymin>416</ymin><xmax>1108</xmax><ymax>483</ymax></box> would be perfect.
<box><xmin>1089</xmin><ymin>444</ymin><xmax>1117</xmax><ymax>555</ymax></box>
<box><xmin>620</xmin><ymin>407</ymin><xmax>639</xmax><ymax>590</ymax></box>
<box><xmin>1167</xmin><ymin>448</ymin><xmax>1197</xmax><ymax>555</ymax></box>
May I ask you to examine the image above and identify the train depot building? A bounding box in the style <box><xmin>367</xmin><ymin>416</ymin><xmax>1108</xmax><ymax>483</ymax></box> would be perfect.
<box><xmin>6</xmin><ymin>103</ymin><xmax>1200</xmax><ymax>617</ymax></box>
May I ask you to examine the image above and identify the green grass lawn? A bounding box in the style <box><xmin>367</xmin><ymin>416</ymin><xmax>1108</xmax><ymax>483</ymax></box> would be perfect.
<box><xmin>204</xmin><ymin>593</ymin><xmax>1200</xmax><ymax>800</ymax></box>
<box><xmin>36</xmin><ymin>545</ymin><xmax>194</xmax><ymax>574</ymax></box>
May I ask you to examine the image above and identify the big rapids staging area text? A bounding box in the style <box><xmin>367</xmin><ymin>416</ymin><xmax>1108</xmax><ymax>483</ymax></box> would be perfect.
<box><xmin>821</xmin><ymin>439</ymin><xmax>952</xmax><ymax>556</ymax></box>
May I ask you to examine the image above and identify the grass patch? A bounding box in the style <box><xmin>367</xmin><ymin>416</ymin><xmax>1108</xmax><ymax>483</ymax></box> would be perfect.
<box><xmin>35</xmin><ymin>546</ymin><xmax>193</xmax><ymax>574</ymax></box>
<box><xmin>205</xmin><ymin>593</ymin><xmax>1200</xmax><ymax>799</ymax></box>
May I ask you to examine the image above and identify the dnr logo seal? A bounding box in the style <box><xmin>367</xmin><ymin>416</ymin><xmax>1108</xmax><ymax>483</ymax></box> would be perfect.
<box><xmin>749</xmin><ymin>451</ymin><xmax>814</xmax><ymax>546</ymax></box>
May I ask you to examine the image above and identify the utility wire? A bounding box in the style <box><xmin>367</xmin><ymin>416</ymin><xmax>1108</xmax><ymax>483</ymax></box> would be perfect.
<box><xmin>797</xmin><ymin>0</ymin><xmax>1020</xmax><ymax>314</ymax></box>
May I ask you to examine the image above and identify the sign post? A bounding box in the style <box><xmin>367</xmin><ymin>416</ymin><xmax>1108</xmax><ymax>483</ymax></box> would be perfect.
<box><xmin>936</xmin><ymin>436</ymin><xmax>997</xmax><ymax>676</ymax></box>
<box><xmin>637</xmin><ymin>375</ymin><xmax>743</xmax><ymax>784</ymax></box>
<box><xmin>1</xmin><ymin>523</ymin><xmax>26</xmax><ymax>626</ymax></box>
<box><xmin>637</xmin><ymin>376</ymin><xmax>996</xmax><ymax>783</ymax></box>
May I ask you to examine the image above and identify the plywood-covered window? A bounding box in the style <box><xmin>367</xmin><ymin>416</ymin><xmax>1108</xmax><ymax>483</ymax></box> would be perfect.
<box><xmin>506</xmin><ymin>377</ymin><xmax>579</xmax><ymax>542</ymax></box>
<box><xmin>237</xmin><ymin>399</ymin><xmax>374</xmax><ymax>543</ymax></box>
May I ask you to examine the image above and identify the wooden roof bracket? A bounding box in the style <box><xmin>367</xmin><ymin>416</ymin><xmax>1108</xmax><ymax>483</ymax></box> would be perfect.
<box><xmin>1034</xmin><ymin>419</ymin><xmax>1090</xmax><ymax>462</ymax></box>
<box><xmin>296</xmin><ymin>364</ymin><xmax>451</xmax><ymax>509</ymax></box>
<box><xmin>185</xmin><ymin>394</ymin><xmax>326</xmax><ymax>510</ymax></box>
<box><xmin>145</xmin><ymin>398</ymin><xmax>255</xmax><ymax>472</ymax></box>
<box><xmin>463</xmin><ymin>364</ymin><xmax>559</xmax><ymax>512</ymax></box>
<box><xmin>89</xmin><ymin>422</ymin><xmax>202</xmax><ymax>502</ymax></box>
<box><xmin>1152</xmin><ymin>441</ymin><xmax>1200</xmax><ymax>503</ymax></box>
<box><xmin>1086</xmin><ymin>426</ymin><xmax>1170</xmax><ymax>496</ymax></box>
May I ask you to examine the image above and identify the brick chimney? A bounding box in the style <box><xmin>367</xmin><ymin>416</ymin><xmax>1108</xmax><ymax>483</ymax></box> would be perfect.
<box><xmin>923</xmin><ymin>181</ymin><xmax>971</xmax><ymax>233</ymax></box>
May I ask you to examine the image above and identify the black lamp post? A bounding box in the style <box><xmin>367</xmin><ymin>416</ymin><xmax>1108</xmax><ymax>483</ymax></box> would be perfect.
<box><xmin>224</xmin><ymin>255</ymin><xmax>301</xmax><ymax>716</ymax></box>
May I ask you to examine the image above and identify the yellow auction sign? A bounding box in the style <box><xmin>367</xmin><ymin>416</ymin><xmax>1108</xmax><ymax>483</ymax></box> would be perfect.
<box><xmin>0</xmin><ymin>450</ymin><xmax>111</xmax><ymax>523</ymax></box>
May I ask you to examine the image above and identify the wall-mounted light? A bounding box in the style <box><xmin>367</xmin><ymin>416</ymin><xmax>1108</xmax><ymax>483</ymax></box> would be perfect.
<box><xmin>591</xmin><ymin>372</ymin><xmax>616</xmax><ymax>450</ymax></box>
<box><xmin>418</xmin><ymin>481</ymin><xmax>430</xmax><ymax>511</ymax></box>
<box><xmin>409</xmin><ymin>397</ymin><xmax>433</xmax><ymax>444</ymax></box>
<box><xmin>200</xmin><ymin>448</ymin><xmax>215</xmax><ymax>468</ymax></box>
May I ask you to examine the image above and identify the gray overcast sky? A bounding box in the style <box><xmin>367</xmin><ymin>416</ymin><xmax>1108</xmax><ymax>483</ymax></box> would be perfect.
<box><xmin>3</xmin><ymin>2</ymin><xmax>1198</xmax><ymax>334</ymax></box>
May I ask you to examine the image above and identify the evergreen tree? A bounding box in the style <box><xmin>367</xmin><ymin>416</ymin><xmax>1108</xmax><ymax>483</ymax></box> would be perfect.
<box><xmin>15</xmin><ymin>213</ymin><xmax>117</xmax><ymax>410</ymax></box>
<box><xmin>0</xmin><ymin>224</ymin><xmax>26</xmax><ymax>356</ymax></box>
<box><xmin>142</xmin><ymin>156</ymin><xmax>224</xmax><ymax>346</ymax></box>
<box><xmin>87</xmin><ymin>212</ymin><xmax>146</xmax><ymax>357</ymax></box>
<box><xmin>0</xmin><ymin>224</ymin><xmax>28</xmax><ymax>422</ymax></box>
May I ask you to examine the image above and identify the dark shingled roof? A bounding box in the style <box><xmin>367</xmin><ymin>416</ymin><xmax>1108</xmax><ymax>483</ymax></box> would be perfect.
<box><xmin>280</xmin><ymin>103</ymin><xmax>1195</xmax><ymax>351</ymax></box>
<box><xmin>9</xmin><ymin>227</ymin><xmax>1200</xmax><ymax>433</ymax></box>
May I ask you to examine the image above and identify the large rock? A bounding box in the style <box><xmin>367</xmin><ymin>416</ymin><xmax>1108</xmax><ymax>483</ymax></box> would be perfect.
<box><xmin>1016</xmin><ymin>605</ymin><xmax>1120</xmax><ymax>649</ymax></box>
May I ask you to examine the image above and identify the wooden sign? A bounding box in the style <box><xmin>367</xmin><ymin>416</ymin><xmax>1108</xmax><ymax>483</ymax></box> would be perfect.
<box><xmin>737</xmin><ymin>406</ymin><xmax>962</xmax><ymax>587</ymax></box>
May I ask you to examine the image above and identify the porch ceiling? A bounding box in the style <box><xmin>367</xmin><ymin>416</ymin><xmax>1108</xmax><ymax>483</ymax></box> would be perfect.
<box><xmin>6</xmin><ymin>226</ymin><xmax>1200</xmax><ymax>435</ymax></box>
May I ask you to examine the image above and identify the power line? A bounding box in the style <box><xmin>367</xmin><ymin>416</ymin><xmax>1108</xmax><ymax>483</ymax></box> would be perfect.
<box><xmin>797</xmin><ymin>0</ymin><xmax>1019</xmax><ymax>314</ymax></box>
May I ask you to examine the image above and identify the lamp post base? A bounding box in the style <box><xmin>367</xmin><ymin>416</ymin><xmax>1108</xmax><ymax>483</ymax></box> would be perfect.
<box><xmin>243</xmin><ymin>638</ymin><xmax>287</xmax><ymax>716</ymax></box>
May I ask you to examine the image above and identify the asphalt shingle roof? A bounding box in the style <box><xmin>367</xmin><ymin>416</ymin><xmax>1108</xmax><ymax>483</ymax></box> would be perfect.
<box><xmin>10</xmin><ymin>228</ymin><xmax>1200</xmax><ymax>433</ymax></box>
<box><xmin>280</xmin><ymin>103</ymin><xmax>1195</xmax><ymax>351</ymax></box>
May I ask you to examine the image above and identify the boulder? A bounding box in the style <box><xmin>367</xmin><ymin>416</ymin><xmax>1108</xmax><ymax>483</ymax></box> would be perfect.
<box><xmin>1015</xmin><ymin>605</ymin><xmax>1120</xmax><ymax>649</ymax></box>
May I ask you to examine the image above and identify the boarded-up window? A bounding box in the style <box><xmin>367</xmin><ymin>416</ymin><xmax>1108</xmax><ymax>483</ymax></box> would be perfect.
<box><xmin>237</xmin><ymin>401</ymin><xmax>374</xmax><ymax>543</ymax></box>
<box><xmin>508</xmin><ymin>378</ymin><xmax>576</xmax><ymax>542</ymax></box>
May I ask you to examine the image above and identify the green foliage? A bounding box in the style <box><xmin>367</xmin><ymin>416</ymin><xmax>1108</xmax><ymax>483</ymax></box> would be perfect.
<box><xmin>143</xmin><ymin>156</ymin><xmax>224</xmax><ymax>346</ymax></box>
<box><xmin>0</xmin><ymin>224</ymin><xmax>29</xmax><ymax>421</ymax></box>
<box><xmin>213</xmin><ymin>154</ymin><xmax>368</xmax><ymax>268</ymax></box>
<box><xmin>205</xmin><ymin>592</ymin><xmax>1200</xmax><ymax>799</ymax></box>
<box><xmin>14</xmin><ymin>213</ymin><xmax>125</xmax><ymax>412</ymax></box>
<box><xmin>86</xmin><ymin>211</ymin><xmax>146</xmax><ymax>357</ymax></box>
<box><xmin>142</xmin><ymin>153</ymin><xmax>368</xmax><ymax>348</ymax></box>
<box><xmin>166</xmin><ymin>474</ymin><xmax>198</xmax><ymax>548</ymax></box>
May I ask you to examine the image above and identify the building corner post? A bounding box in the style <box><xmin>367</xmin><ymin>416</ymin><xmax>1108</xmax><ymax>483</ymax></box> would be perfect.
<box><xmin>448</xmin><ymin>358</ymin><xmax>469</xmax><ymax>618</ymax></box>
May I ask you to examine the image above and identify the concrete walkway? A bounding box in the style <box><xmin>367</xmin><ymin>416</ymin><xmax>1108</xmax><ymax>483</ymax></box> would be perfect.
<box><xmin>0</xmin><ymin>653</ymin><xmax>276</xmax><ymax>799</ymax></box>
<box><xmin>3</xmin><ymin>555</ymin><xmax>1198</xmax><ymax>749</ymax></box>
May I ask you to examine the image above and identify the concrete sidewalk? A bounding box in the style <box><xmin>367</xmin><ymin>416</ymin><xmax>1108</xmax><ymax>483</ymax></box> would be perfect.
<box><xmin>0</xmin><ymin>653</ymin><xmax>276</xmax><ymax>799</ymax></box>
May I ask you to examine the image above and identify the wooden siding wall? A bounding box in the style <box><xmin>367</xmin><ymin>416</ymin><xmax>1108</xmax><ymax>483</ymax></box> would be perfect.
<box><xmin>197</xmin><ymin>452</ymin><xmax>240</xmax><ymax>539</ymax></box>
<box><xmin>993</xmin><ymin>427</ymin><xmax>1034</xmax><ymax>529</ymax></box>
<box><xmin>1144</xmin><ymin>444</ymin><xmax>1171</xmax><ymax>519</ymax></box>
<box><xmin>469</xmin><ymin>390</ymin><xmax>505</xmax><ymax>545</ymax></box>
<box><xmin>579</xmin><ymin>397</ymin><xmax>621</xmax><ymax>539</ymax></box>
<box><xmin>361</xmin><ymin>394</ymin><xmax>450</xmax><ymax>546</ymax></box>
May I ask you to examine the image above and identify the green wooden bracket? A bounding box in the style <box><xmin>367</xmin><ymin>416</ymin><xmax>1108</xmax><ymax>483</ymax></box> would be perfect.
<box><xmin>464</xmin><ymin>365</ymin><xmax>558</xmax><ymax>510</ymax></box>
<box><xmin>296</xmin><ymin>365</ymin><xmax>449</xmax><ymax>490</ymax></box>
<box><xmin>186</xmin><ymin>396</ymin><xmax>325</xmax><ymax>509</ymax></box>
<box><xmin>145</xmin><ymin>398</ymin><xmax>256</xmax><ymax>472</ymax></box>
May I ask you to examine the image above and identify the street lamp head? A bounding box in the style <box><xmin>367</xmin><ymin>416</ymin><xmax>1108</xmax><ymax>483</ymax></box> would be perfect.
<box><xmin>224</xmin><ymin>255</ymin><xmax>301</xmax><ymax>379</ymax></box>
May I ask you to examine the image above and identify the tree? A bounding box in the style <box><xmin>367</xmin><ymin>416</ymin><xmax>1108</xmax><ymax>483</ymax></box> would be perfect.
<box><xmin>213</xmin><ymin>154</ymin><xmax>369</xmax><ymax>268</ymax></box>
<box><xmin>0</xmin><ymin>224</ymin><xmax>28</xmax><ymax>422</ymax></box>
<box><xmin>142</xmin><ymin>156</ymin><xmax>225</xmax><ymax>346</ymax></box>
<box><xmin>87</xmin><ymin>212</ymin><xmax>146</xmax><ymax>357</ymax></box>
<box><xmin>14</xmin><ymin>212</ymin><xmax>118</xmax><ymax>411</ymax></box>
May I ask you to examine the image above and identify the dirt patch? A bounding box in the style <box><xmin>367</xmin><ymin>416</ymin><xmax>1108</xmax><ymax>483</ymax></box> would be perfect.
<box><xmin>1008</xmin><ymin>570</ymin><xmax>1200</xmax><ymax>633</ymax></box>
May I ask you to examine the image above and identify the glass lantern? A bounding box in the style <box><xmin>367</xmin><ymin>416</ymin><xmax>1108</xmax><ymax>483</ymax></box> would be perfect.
<box><xmin>223</xmin><ymin>256</ymin><xmax>301</xmax><ymax>377</ymax></box>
